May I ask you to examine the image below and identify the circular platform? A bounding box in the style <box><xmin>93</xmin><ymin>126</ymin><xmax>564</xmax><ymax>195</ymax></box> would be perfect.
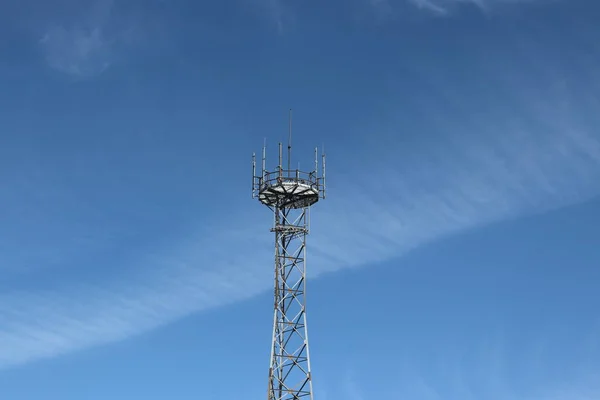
<box><xmin>258</xmin><ymin>177</ymin><xmax>320</xmax><ymax>208</ymax></box>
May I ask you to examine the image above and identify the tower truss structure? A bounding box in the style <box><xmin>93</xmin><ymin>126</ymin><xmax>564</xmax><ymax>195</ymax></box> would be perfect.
<box><xmin>252</xmin><ymin>111</ymin><xmax>326</xmax><ymax>400</ymax></box>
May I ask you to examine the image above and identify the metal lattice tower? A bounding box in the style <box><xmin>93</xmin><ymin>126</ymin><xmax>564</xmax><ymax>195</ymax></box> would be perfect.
<box><xmin>252</xmin><ymin>110</ymin><xmax>326</xmax><ymax>400</ymax></box>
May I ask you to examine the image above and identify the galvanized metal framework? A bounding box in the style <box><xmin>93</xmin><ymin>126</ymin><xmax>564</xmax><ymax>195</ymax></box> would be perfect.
<box><xmin>252</xmin><ymin>111</ymin><xmax>326</xmax><ymax>400</ymax></box>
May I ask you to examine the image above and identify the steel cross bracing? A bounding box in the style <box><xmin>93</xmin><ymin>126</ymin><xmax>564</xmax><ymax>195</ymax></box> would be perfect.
<box><xmin>267</xmin><ymin>204</ymin><xmax>314</xmax><ymax>400</ymax></box>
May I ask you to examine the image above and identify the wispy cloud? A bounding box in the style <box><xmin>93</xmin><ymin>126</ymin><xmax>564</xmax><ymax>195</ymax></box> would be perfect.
<box><xmin>309</xmin><ymin>123</ymin><xmax>600</xmax><ymax>276</ymax></box>
<box><xmin>342</xmin><ymin>368</ymin><xmax>366</xmax><ymax>400</ymax></box>
<box><xmin>0</xmin><ymin>228</ymin><xmax>272</xmax><ymax>367</ymax></box>
<box><xmin>37</xmin><ymin>0</ymin><xmax>140</xmax><ymax>78</ymax></box>
<box><xmin>341</xmin><ymin>330</ymin><xmax>600</xmax><ymax>400</ymax></box>
<box><xmin>1</xmin><ymin>97</ymin><xmax>598</xmax><ymax>369</ymax></box>
<box><xmin>374</xmin><ymin>0</ymin><xmax>557</xmax><ymax>15</ymax></box>
<box><xmin>40</xmin><ymin>25</ymin><xmax>112</xmax><ymax>77</ymax></box>
<box><xmin>2</xmin><ymin>4</ymin><xmax>600</xmax><ymax>371</ymax></box>
<box><xmin>408</xmin><ymin>0</ymin><xmax>451</xmax><ymax>14</ymax></box>
<box><xmin>252</xmin><ymin>0</ymin><xmax>289</xmax><ymax>33</ymax></box>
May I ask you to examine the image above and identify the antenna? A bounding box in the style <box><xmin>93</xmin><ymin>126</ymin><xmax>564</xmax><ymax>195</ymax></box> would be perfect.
<box><xmin>322</xmin><ymin>148</ymin><xmax>326</xmax><ymax>199</ymax></box>
<box><xmin>278</xmin><ymin>142</ymin><xmax>283</xmax><ymax>177</ymax></box>
<box><xmin>288</xmin><ymin>108</ymin><xmax>292</xmax><ymax>173</ymax></box>
<box><xmin>314</xmin><ymin>147</ymin><xmax>318</xmax><ymax>176</ymax></box>
<box><xmin>262</xmin><ymin>139</ymin><xmax>266</xmax><ymax>180</ymax></box>
<box><xmin>252</xmin><ymin>152</ymin><xmax>256</xmax><ymax>198</ymax></box>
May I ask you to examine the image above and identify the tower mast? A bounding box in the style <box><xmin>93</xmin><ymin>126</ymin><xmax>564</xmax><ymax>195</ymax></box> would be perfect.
<box><xmin>252</xmin><ymin>111</ymin><xmax>326</xmax><ymax>400</ymax></box>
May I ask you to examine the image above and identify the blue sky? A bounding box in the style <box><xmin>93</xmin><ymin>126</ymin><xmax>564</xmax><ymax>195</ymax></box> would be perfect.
<box><xmin>1</xmin><ymin>0</ymin><xmax>600</xmax><ymax>398</ymax></box>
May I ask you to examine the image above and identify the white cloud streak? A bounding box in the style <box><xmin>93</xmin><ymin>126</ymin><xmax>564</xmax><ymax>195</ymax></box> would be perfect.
<box><xmin>336</xmin><ymin>332</ymin><xmax>600</xmax><ymax>400</ymax></box>
<box><xmin>1</xmin><ymin>94</ymin><xmax>598</xmax><ymax>369</ymax></box>
<box><xmin>37</xmin><ymin>0</ymin><xmax>140</xmax><ymax>78</ymax></box>
<box><xmin>0</xmin><ymin>228</ymin><xmax>271</xmax><ymax>367</ymax></box>
<box><xmin>374</xmin><ymin>0</ymin><xmax>557</xmax><ymax>15</ymax></box>
<box><xmin>2</xmin><ymin>2</ymin><xmax>600</xmax><ymax>373</ymax></box>
<box><xmin>40</xmin><ymin>25</ymin><xmax>112</xmax><ymax>77</ymax></box>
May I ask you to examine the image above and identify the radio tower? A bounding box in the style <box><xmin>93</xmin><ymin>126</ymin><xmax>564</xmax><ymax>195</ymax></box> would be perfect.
<box><xmin>252</xmin><ymin>110</ymin><xmax>326</xmax><ymax>400</ymax></box>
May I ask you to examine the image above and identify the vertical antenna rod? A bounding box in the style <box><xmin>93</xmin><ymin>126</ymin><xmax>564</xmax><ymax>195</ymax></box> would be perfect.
<box><xmin>278</xmin><ymin>142</ymin><xmax>283</xmax><ymax>177</ymax></box>
<box><xmin>262</xmin><ymin>139</ymin><xmax>267</xmax><ymax>180</ymax></box>
<box><xmin>252</xmin><ymin>152</ymin><xmax>256</xmax><ymax>197</ymax></box>
<box><xmin>288</xmin><ymin>109</ymin><xmax>292</xmax><ymax>173</ymax></box>
<box><xmin>322</xmin><ymin>149</ymin><xmax>326</xmax><ymax>199</ymax></box>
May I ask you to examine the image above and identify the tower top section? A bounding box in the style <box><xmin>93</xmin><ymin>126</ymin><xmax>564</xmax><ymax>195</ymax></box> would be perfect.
<box><xmin>252</xmin><ymin>110</ymin><xmax>326</xmax><ymax>209</ymax></box>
